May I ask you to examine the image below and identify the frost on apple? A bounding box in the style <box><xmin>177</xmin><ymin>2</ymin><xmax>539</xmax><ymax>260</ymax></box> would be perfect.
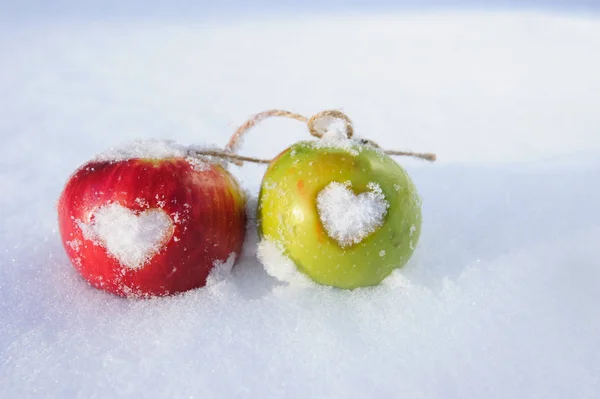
<box><xmin>95</xmin><ymin>139</ymin><xmax>189</xmax><ymax>162</ymax></box>
<box><xmin>66</xmin><ymin>239</ymin><xmax>82</xmax><ymax>252</ymax></box>
<box><xmin>304</xmin><ymin>119</ymin><xmax>359</xmax><ymax>155</ymax></box>
<box><xmin>308</xmin><ymin>122</ymin><xmax>388</xmax><ymax>157</ymax></box>
<box><xmin>316</xmin><ymin>181</ymin><xmax>389</xmax><ymax>248</ymax></box>
<box><xmin>310</xmin><ymin>136</ymin><xmax>360</xmax><ymax>156</ymax></box>
<box><xmin>257</xmin><ymin>239</ymin><xmax>312</xmax><ymax>286</ymax></box>
<box><xmin>79</xmin><ymin>203</ymin><xmax>174</xmax><ymax>270</ymax></box>
<box><xmin>94</xmin><ymin>139</ymin><xmax>211</xmax><ymax>171</ymax></box>
<box><xmin>185</xmin><ymin>156</ymin><xmax>210</xmax><ymax>172</ymax></box>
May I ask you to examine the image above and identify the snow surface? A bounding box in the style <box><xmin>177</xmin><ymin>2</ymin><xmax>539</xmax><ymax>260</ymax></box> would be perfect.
<box><xmin>79</xmin><ymin>204</ymin><xmax>174</xmax><ymax>270</ymax></box>
<box><xmin>2</xmin><ymin>11</ymin><xmax>600</xmax><ymax>399</ymax></box>
<box><xmin>205</xmin><ymin>253</ymin><xmax>237</xmax><ymax>286</ymax></box>
<box><xmin>317</xmin><ymin>181</ymin><xmax>389</xmax><ymax>247</ymax></box>
<box><xmin>257</xmin><ymin>239</ymin><xmax>313</xmax><ymax>286</ymax></box>
<box><xmin>256</xmin><ymin>239</ymin><xmax>315</xmax><ymax>286</ymax></box>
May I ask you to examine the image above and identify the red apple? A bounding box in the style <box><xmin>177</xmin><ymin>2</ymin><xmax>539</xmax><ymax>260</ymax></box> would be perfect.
<box><xmin>57</xmin><ymin>141</ymin><xmax>246</xmax><ymax>298</ymax></box>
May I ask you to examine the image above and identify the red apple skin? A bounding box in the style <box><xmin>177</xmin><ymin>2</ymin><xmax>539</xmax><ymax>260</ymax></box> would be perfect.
<box><xmin>58</xmin><ymin>157</ymin><xmax>246</xmax><ymax>298</ymax></box>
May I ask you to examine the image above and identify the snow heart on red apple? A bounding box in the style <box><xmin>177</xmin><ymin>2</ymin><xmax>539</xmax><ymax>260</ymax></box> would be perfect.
<box><xmin>58</xmin><ymin>140</ymin><xmax>246</xmax><ymax>298</ymax></box>
<box><xmin>247</xmin><ymin>110</ymin><xmax>435</xmax><ymax>289</ymax></box>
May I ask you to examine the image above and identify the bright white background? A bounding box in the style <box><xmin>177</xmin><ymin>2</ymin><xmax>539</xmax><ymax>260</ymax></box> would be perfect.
<box><xmin>1</xmin><ymin>2</ymin><xmax>599</xmax><ymax>398</ymax></box>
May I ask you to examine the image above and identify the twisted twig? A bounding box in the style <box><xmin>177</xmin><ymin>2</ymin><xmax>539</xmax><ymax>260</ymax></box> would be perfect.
<box><xmin>225</xmin><ymin>110</ymin><xmax>307</xmax><ymax>153</ymax></box>
<box><xmin>188</xmin><ymin>149</ymin><xmax>270</xmax><ymax>165</ymax></box>
<box><xmin>193</xmin><ymin>109</ymin><xmax>437</xmax><ymax>165</ymax></box>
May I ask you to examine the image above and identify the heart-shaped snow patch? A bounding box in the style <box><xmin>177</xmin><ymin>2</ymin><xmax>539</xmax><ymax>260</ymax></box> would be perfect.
<box><xmin>316</xmin><ymin>181</ymin><xmax>389</xmax><ymax>248</ymax></box>
<box><xmin>79</xmin><ymin>203</ymin><xmax>174</xmax><ymax>270</ymax></box>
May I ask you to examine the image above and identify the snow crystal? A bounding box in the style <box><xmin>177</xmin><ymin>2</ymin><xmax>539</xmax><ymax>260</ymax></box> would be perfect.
<box><xmin>66</xmin><ymin>239</ymin><xmax>81</xmax><ymax>252</ymax></box>
<box><xmin>409</xmin><ymin>224</ymin><xmax>417</xmax><ymax>237</ymax></box>
<box><xmin>134</xmin><ymin>197</ymin><xmax>149</xmax><ymax>208</ymax></box>
<box><xmin>257</xmin><ymin>239</ymin><xmax>312</xmax><ymax>286</ymax></box>
<box><xmin>316</xmin><ymin>181</ymin><xmax>389</xmax><ymax>247</ymax></box>
<box><xmin>308</xmin><ymin>119</ymin><xmax>388</xmax><ymax>157</ymax></box>
<box><xmin>316</xmin><ymin>117</ymin><xmax>348</xmax><ymax>140</ymax></box>
<box><xmin>79</xmin><ymin>203</ymin><xmax>174</xmax><ymax>270</ymax></box>
<box><xmin>206</xmin><ymin>253</ymin><xmax>236</xmax><ymax>286</ymax></box>
<box><xmin>307</xmin><ymin>115</ymin><xmax>364</xmax><ymax>156</ymax></box>
<box><xmin>310</xmin><ymin>135</ymin><xmax>360</xmax><ymax>156</ymax></box>
<box><xmin>185</xmin><ymin>156</ymin><xmax>210</xmax><ymax>172</ymax></box>
<box><xmin>95</xmin><ymin>139</ymin><xmax>189</xmax><ymax>162</ymax></box>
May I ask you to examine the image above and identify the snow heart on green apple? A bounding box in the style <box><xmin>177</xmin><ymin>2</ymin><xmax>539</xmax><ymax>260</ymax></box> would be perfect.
<box><xmin>235</xmin><ymin>110</ymin><xmax>435</xmax><ymax>289</ymax></box>
<box><xmin>58</xmin><ymin>140</ymin><xmax>247</xmax><ymax>298</ymax></box>
<box><xmin>258</xmin><ymin>141</ymin><xmax>421</xmax><ymax>288</ymax></box>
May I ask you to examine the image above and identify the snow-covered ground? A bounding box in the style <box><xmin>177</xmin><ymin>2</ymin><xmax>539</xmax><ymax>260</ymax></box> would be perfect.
<box><xmin>1</xmin><ymin>11</ymin><xmax>600</xmax><ymax>398</ymax></box>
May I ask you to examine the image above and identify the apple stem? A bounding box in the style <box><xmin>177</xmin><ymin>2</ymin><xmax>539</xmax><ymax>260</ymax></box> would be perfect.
<box><xmin>221</xmin><ymin>109</ymin><xmax>437</xmax><ymax>164</ymax></box>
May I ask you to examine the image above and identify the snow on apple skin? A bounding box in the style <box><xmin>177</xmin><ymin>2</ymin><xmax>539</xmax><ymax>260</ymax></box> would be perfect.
<box><xmin>78</xmin><ymin>204</ymin><xmax>175</xmax><ymax>270</ymax></box>
<box><xmin>58</xmin><ymin>153</ymin><xmax>246</xmax><ymax>298</ymax></box>
<box><xmin>95</xmin><ymin>139</ymin><xmax>190</xmax><ymax>162</ymax></box>
<box><xmin>258</xmin><ymin>140</ymin><xmax>422</xmax><ymax>289</ymax></box>
<box><xmin>93</xmin><ymin>139</ymin><xmax>226</xmax><ymax>172</ymax></box>
<box><xmin>316</xmin><ymin>181</ymin><xmax>389</xmax><ymax>248</ymax></box>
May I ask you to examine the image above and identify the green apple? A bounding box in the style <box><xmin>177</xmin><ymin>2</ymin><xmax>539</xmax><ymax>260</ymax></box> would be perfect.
<box><xmin>257</xmin><ymin>139</ymin><xmax>422</xmax><ymax>289</ymax></box>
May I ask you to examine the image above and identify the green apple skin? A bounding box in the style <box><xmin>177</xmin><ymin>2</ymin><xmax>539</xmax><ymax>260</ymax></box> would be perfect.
<box><xmin>257</xmin><ymin>140</ymin><xmax>422</xmax><ymax>289</ymax></box>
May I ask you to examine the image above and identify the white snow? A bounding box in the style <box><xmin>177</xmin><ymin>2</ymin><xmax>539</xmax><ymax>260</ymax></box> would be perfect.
<box><xmin>310</xmin><ymin>135</ymin><xmax>362</xmax><ymax>156</ymax></box>
<box><xmin>94</xmin><ymin>139</ymin><xmax>214</xmax><ymax>171</ymax></box>
<box><xmin>257</xmin><ymin>239</ymin><xmax>313</xmax><ymax>286</ymax></box>
<box><xmin>314</xmin><ymin>116</ymin><xmax>349</xmax><ymax>139</ymax></box>
<box><xmin>1</xmin><ymin>11</ymin><xmax>600</xmax><ymax>399</ymax></box>
<box><xmin>316</xmin><ymin>181</ymin><xmax>389</xmax><ymax>247</ymax></box>
<box><xmin>95</xmin><ymin>139</ymin><xmax>189</xmax><ymax>162</ymax></box>
<box><xmin>184</xmin><ymin>155</ymin><xmax>211</xmax><ymax>172</ymax></box>
<box><xmin>79</xmin><ymin>203</ymin><xmax>174</xmax><ymax>270</ymax></box>
<box><xmin>205</xmin><ymin>252</ymin><xmax>237</xmax><ymax>286</ymax></box>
